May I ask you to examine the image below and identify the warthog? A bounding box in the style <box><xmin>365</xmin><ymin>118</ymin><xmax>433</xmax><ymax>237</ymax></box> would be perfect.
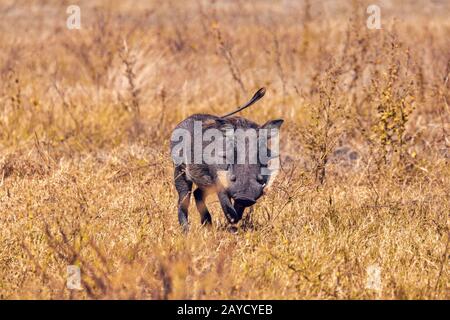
<box><xmin>170</xmin><ymin>88</ymin><xmax>283</xmax><ymax>230</ymax></box>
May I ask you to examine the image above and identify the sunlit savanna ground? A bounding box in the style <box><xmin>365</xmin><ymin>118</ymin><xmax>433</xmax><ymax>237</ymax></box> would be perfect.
<box><xmin>0</xmin><ymin>0</ymin><xmax>449</xmax><ymax>299</ymax></box>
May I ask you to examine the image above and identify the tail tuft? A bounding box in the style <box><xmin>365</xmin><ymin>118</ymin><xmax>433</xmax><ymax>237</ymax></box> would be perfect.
<box><xmin>221</xmin><ymin>87</ymin><xmax>267</xmax><ymax>118</ymax></box>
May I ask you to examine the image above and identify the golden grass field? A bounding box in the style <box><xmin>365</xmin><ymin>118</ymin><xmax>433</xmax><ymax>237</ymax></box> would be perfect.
<box><xmin>0</xmin><ymin>0</ymin><xmax>449</xmax><ymax>299</ymax></box>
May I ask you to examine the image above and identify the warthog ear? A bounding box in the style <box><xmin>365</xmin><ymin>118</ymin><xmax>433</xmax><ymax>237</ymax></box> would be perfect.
<box><xmin>260</xmin><ymin>119</ymin><xmax>284</xmax><ymax>130</ymax></box>
<box><xmin>260</xmin><ymin>119</ymin><xmax>283</xmax><ymax>157</ymax></box>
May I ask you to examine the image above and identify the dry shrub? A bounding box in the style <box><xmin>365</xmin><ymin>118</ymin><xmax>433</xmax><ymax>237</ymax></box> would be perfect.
<box><xmin>0</xmin><ymin>0</ymin><xmax>448</xmax><ymax>299</ymax></box>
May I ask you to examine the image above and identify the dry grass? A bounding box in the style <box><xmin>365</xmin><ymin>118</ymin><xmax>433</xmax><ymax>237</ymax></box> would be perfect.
<box><xmin>0</xmin><ymin>0</ymin><xmax>449</xmax><ymax>299</ymax></box>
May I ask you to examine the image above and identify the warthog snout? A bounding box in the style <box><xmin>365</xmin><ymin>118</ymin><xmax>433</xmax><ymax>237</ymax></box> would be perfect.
<box><xmin>233</xmin><ymin>197</ymin><xmax>256</xmax><ymax>208</ymax></box>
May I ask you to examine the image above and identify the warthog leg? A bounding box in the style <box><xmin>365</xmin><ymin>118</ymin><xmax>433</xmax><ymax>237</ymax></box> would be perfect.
<box><xmin>174</xmin><ymin>165</ymin><xmax>192</xmax><ymax>232</ymax></box>
<box><xmin>193</xmin><ymin>188</ymin><xmax>212</xmax><ymax>225</ymax></box>
<box><xmin>217</xmin><ymin>191</ymin><xmax>240</xmax><ymax>224</ymax></box>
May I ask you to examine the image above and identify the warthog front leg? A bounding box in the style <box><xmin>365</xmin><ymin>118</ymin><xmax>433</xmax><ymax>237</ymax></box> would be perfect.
<box><xmin>217</xmin><ymin>191</ymin><xmax>240</xmax><ymax>224</ymax></box>
<box><xmin>233</xmin><ymin>202</ymin><xmax>246</xmax><ymax>222</ymax></box>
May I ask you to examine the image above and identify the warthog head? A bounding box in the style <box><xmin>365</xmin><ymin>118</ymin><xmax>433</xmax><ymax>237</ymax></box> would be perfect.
<box><xmin>211</xmin><ymin>116</ymin><xmax>283</xmax><ymax>216</ymax></box>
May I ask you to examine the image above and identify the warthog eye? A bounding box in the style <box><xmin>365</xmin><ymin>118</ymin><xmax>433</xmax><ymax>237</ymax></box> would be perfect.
<box><xmin>257</xmin><ymin>174</ymin><xmax>264</xmax><ymax>184</ymax></box>
<box><xmin>230</xmin><ymin>174</ymin><xmax>236</xmax><ymax>182</ymax></box>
